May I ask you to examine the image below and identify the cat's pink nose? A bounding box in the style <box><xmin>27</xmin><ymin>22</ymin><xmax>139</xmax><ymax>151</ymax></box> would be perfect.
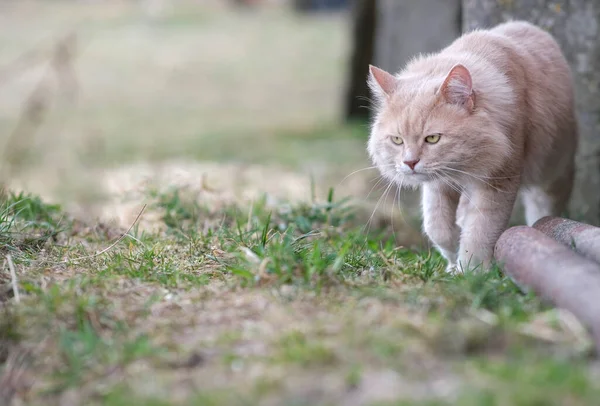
<box><xmin>403</xmin><ymin>159</ymin><xmax>420</xmax><ymax>170</ymax></box>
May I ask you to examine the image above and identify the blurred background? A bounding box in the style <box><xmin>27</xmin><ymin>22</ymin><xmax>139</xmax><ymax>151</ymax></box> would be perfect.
<box><xmin>0</xmin><ymin>0</ymin><xmax>598</xmax><ymax>239</ymax></box>
<box><xmin>0</xmin><ymin>0</ymin><xmax>384</xmax><ymax>235</ymax></box>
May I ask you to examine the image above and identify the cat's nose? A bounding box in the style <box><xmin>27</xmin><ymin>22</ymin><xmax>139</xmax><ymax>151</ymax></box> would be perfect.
<box><xmin>403</xmin><ymin>159</ymin><xmax>420</xmax><ymax>170</ymax></box>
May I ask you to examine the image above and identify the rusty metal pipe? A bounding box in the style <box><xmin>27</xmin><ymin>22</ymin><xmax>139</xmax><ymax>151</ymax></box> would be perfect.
<box><xmin>495</xmin><ymin>226</ymin><xmax>600</xmax><ymax>351</ymax></box>
<box><xmin>533</xmin><ymin>216</ymin><xmax>600</xmax><ymax>264</ymax></box>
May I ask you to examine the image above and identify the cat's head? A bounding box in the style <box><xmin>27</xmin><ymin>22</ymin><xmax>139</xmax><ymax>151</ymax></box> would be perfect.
<box><xmin>367</xmin><ymin>63</ymin><xmax>512</xmax><ymax>188</ymax></box>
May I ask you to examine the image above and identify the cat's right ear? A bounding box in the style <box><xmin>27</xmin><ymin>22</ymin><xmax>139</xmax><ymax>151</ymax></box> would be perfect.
<box><xmin>368</xmin><ymin>65</ymin><xmax>397</xmax><ymax>100</ymax></box>
<box><xmin>439</xmin><ymin>64</ymin><xmax>475</xmax><ymax>111</ymax></box>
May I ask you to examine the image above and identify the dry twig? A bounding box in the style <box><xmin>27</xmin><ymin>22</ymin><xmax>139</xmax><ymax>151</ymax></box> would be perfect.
<box><xmin>6</xmin><ymin>255</ymin><xmax>20</xmax><ymax>304</ymax></box>
<box><xmin>62</xmin><ymin>204</ymin><xmax>147</xmax><ymax>263</ymax></box>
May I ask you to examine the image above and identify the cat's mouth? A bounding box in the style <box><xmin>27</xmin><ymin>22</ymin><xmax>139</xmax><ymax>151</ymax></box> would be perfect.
<box><xmin>391</xmin><ymin>164</ymin><xmax>433</xmax><ymax>185</ymax></box>
<box><xmin>395</xmin><ymin>166</ymin><xmax>430</xmax><ymax>177</ymax></box>
<box><xmin>398</xmin><ymin>172</ymin><xmax>431</xmax><ymax>185</ymax></box>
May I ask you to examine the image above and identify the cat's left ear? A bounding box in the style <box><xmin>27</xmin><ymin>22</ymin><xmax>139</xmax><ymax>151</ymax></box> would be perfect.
<box><xmin>439</xmin><ymin>64</ymin><xmax>475</xmax><ymax>112</ymax></box>
<box><xmin>368</xmin><ymin>65</ymin><xmax>397</xmax><ymax>100</ymax></box>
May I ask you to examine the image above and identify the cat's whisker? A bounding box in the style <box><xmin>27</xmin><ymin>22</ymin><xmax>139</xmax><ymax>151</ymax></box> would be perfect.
<box><xmin>365</xmin><ymin>175</ymin><xmax>390</xmax><ymax>200</ymax></box>
<box><xmin>397</xmin><ymin>177</ymin><xmax>405</xmax><ymax>222</ymax></box>
<box><xmin>437</xmin><ymin>170</ymin><xmax>507</xmax><ymax>204</ymax></box>
<box><xmin>359</xmin><ymin>105</ymin><xmax>378</xmax><ymax>113</ymax></box>
<box><xmin>437</xmin><ymin>166</ymin><xmax>512</xmax><ymax>193</ymax></box>
<box><xmin>436</xmin><ymin>175</ymin><xmax>462</xmax><ymax>198</ymax></box>
<box><xmin>436</xmin><ymin>165</ymin><xmax>491</xmax><ymax>182</ymax></box>
<box><xmin>391</xmin><ymin>181</ymin><xmax>397</xmax><ymax>239</ymax></box>
<box><xmin>450</xmin><ymin>180</ymin><xmax>486</xmax><ymax>220</ymax></box>
<box><xmin>356</xmin><ymin>96</ymin><xmax>379</xmax><ymax>112</ymax></box>
<box><xmin>366</xmin><ymin>174</ymin><xmax>381</xmax><ymax>185</ymax></box>
<box><xmin>391</xmin><ymin>177</ymin><xmax>405</xmax><ymax>236</ymax></box>
<box><xmin>435</xmin><ymin>174</ymin><xmax>486</xmax><ymax>220</ymax></box>
<box><xmin>357</xmin><ymin>95</ymin><xmax>377</xmax><ymax>105</ymax></box>
<box><xmin>365</xmin><ymin>179</ymin><xmax>396</xmax><ymax>234</ymax></box>
<box><xmin>336</xmin><ymin>165</ymin><xmax>392</xmax><ymax>189</ymax></box>
<box><xmin>434</xmin><ymin>162</ymin><xmax>519</xmax><ymax>180</ymax></box>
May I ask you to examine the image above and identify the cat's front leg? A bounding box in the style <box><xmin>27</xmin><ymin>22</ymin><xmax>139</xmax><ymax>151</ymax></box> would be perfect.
<box><xmin>422</xmin><ymin>183</ymin><xmax>460</xmax><ymax>270</ymax></box>
<box><xmin>458</xmin><ymin>183</ymin><xmax>519</xmax><ymax>272</ymax></box>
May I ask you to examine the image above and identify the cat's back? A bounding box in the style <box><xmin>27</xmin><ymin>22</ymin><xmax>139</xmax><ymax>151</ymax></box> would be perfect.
<box><xmin>491</xmin><ymin>21</ymin><xmax>560</xmax><ymax>55</ymax></box>
<box><xmin>493</xmin><ymin>21</ymin><xmax>577</xmax><ymax>182</ymax></box>
<box><xmin>491</xmin><ymin>21</ymin><xmax>571</xmax><ymax>80</ymax></box>
<box><xmin>447</xmin><ymin>21</ymin><xmax>570</xmax><ymax>81</ymax></box>
<box><xmin>444</xmin><ymin>21</ymin><xmax>577</xmax><ymax>184</ymax></box>
<box><xmin>485</xmin><ymin>21</ymin><xmax>575</xmax><ymax>127</ymax></box>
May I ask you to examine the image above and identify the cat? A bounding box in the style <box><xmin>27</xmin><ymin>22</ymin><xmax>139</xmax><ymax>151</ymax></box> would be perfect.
<box><xmin>367</xmin><ymin>20</ymin><xmax>578</xmax><ymax>272</ymax></box>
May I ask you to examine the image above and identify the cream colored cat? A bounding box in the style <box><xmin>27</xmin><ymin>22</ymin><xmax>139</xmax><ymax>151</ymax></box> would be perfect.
<box><xmin>367</xmin><ymin>21</ymin><xmax>578</xmax><ymax>272</ymax></box>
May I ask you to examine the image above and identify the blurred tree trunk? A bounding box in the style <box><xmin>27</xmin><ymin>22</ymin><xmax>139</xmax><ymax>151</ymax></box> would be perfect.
<box><xmin>344</xmin><ymin>0</ymin><xmax>377</xmax><ymax>120</ymax></box>
<box><xmin>344</xmin><ymin>0</ymin><xmax>461</xmax><ymax>121</ymax></box>
<box><xmin>463</xmin><ymin>0</ymin><xmax>600</xmax><ymax>225</ymax></box>
<box><xmin>293</xmin><ymin>0</ymin><xmax>312</xmax><ymax>11</ymax></box>
<box><xmin>294</xmin><ymin>0</ymin><xmax>349</xmax><ymax>12</ymax></box>
<box><xmin>374</xmin><ymin>0</ymin><xmax>461</xmax><ymax>74</ymax></box>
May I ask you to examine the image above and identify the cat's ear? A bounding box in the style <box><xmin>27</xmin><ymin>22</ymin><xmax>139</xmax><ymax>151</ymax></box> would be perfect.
<box><xmin>368</xmin><ymin>65</ymin><xmax>397</xmax><ymax>99</ymax></box>
<box><xmin>440</xmin><ymin>64</ymin><xmax>474</xmax><ymax>111</ymax></box>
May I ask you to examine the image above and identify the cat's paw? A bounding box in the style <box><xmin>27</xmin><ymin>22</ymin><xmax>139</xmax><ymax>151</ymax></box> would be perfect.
<box><xmin>444</xmin><ymin>263</ymin><xmax>462</xmax><ymax>274</ymax></box>
<box><xmin>457</xmin><ymin>256</ymin><xmax>491</xmax><ymax>273</ymax></box>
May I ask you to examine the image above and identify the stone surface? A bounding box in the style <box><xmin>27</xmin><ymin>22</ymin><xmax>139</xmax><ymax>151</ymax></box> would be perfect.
<box><xmin>374</xmin><ymin>0</ymin><xmax>461</xmax><ymax>74</ymax></box>
<box><xmin>463</xmin><ymin>0</ymin><xmax>600</xmax><ymax>225</ymax></box>
<box><xmin>533</xmin><ymin>216</ymin><xmax>600</xmax><ymax>264</ymax></box>
<box><xmin>495</xmin><ymin>226</ymin><xmax>600</xmax><ymax>351</ymax></box>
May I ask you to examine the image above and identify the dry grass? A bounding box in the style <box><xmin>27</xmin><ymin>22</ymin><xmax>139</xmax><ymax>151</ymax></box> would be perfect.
<box><xmin>0</xmin><ymin>0</ymin><xmax>353</xmax><ymax>196</ymax></box>
<box><xmin>0</xmin><ymin>183</ymin><xmax>598</xmax><ymax>405</ymax></box>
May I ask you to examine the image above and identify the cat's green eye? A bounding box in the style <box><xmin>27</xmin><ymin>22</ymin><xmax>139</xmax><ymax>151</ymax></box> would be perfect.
<box><xmin>390</xmin><ymin>136</ymin><xmax>404</xmax><ymax>145</ymax></box>
<box><xmin>425</xmin><ymin>134</ymin><xmax>441</xmax><ymax>144</ymax></box>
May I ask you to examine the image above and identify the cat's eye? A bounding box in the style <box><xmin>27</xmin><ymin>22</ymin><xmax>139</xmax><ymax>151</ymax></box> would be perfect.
<box><xmin>425</xmin><ymin>134</ymin><xmax>441</xmax><ymax>144</ymax></box>
<box><xmin>390</xmin><ymin>136</ymin><xmax>404</xmax><ymax>145</ymax></box>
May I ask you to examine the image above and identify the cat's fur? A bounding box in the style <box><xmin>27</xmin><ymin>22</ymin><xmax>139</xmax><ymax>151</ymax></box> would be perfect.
<box><xmin>367</xmin><ymin>21</ymin><xmax>578</xmax><ymax>272</ymax></box>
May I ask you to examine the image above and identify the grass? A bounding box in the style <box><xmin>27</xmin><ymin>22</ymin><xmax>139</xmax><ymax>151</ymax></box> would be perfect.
<box><xmin>0</xmin><ymin>191</ymin><xmax>65</xmax><ymax>257</ymax></box>
<box><xmin>0</xmin><ymin>187</ymin><xmax>597</xmax><ymax>405</ymax></box>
